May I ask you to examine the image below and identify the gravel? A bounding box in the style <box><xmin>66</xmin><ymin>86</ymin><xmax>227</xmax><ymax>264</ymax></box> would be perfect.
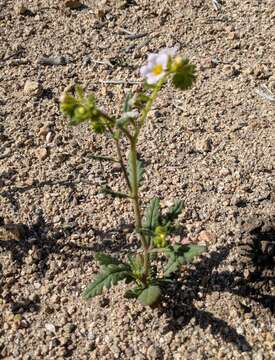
<box><xmin>0</xmin><ymin>0</ymin><xmax>274</xmax><ymax>359</ymax></box>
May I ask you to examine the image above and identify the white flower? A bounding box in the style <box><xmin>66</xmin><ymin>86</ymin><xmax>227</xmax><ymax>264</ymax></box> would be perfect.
<box><xmin>140</xmin><ymin>48</ymin><xmax>177</xmax><ymax>84</ymax></box>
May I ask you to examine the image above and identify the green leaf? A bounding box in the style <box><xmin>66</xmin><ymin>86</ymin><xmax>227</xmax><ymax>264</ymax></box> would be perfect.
<box><xmin>95</xmin><ymin>252</ymin><xmax>121</xmax><ymax>266</ymax></box>
<box><xmin>164</xmin><ymin>244</ymin><xmax>206</xmax><ymax>277</ymax></box>
<box><xmin>149</xmin><ymin>247</ymin><xmax>168</xmax><ymax>254</ymax></box>
<box><xmin>90</xmin><ymin>121</ymin><xmax>105</xmax><ymax>134</ymax></box>
<box><xmin>75</xmin><ymin>85</ymin><xmax>84</xmax><ymax>99</ymax></box>
<box><xmin>116</xmin><ymin>110</ymin><xmax>138</xmax><ymax>128</ymax></box>
<box><xmin>112</xmin><ymin>130</ymin><xmax>121</xmax><ymax>141</ymax></box>
<box><xmin>100</xmin><ymin>185</ymin><xmax>130</xmax><ymax>199</ymax></box>
<box><xmin>182</xmin><ymin>244</ymin><xmax>206</xmax><ymax>263</ymax></box>
<box><xmin>60</xmin><ymin>94</ymin><xmax>78</xmax><ymax>118</ymax></box>
<box><xmin>142</xmin><ymin>197</ymin><xmax>160</xmax><ymax>231</ymax></box>
<box><xmin>127</xmin><ymin>150</ymin><xmax>144</xmax><ymax>189</ymax></box>
<box><xmin>172</xmin><ymin>59</ymin><xmax>196</xmax><ymax>90</ymax></box>
<box><xmin>128</xmin><ymin>254</ymin><xmax>144</xmax><ymax>280</ymax></box>
<box><xmin>161</xmin><ymin>200</ymin><xmax>184</xmax><ymax>227</ymax></box>
<box><xmin>123</xmin><ymin>92</ymin><xmax>133</xmax><ymax>113</ymax></box>
<box><xmin>83</xmin><ymin>264</ymin><xmax>131</xmax><ymax>299</ymax></box>
<box><xmin>137</xmin><ymin>285</ymin><xmax>161</xmax><ymax>306</ymax></box>
<box><xmin>164</xmin><ymin>254</ymin><xmax>180</xmax><ymax>277</ymax></box>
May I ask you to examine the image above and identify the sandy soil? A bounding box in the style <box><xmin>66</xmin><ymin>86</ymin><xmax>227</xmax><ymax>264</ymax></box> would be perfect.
<box><xmin>0</xmin><ymin>0</ymin><xmax>274</xmax><ymax>359</ymax></box>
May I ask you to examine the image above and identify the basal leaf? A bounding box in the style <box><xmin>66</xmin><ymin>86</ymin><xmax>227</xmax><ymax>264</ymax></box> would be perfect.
<box><xmin>128</xmin><ymin>254</ymin><xmax>144</xmax><ymax>280</ymax></box>
<box><xmin>164</xmin><ymin>244</ymin><xmax>206</xmax><ymax>277</ymax></box>
<box><xmin>164</xmin><ymin>254</ymin><xmax>181</xmax><ymax>277</ymax></box>
<box><xmin>181</xmin><ymin>244</ymin><xmax>206</xmax><ymax>263</ymax></box>
<box><xmin>83</xmin><ymin>264</ymin><xmax>130</xmax><ymax>300</ymax></box>
<box><xmin>161</xmin><ymin>199</ymin><xmax>184</xmax><ymax>227</ymax></box>
<box><xmin>137</xmin><ymin>285</ymin><xmax>161</xmax><ymax>306</ymax></box>
<box><xmin>95</xmin><ymin>252</ymin><xmax>121</xmax><ymax>266</ymax></box>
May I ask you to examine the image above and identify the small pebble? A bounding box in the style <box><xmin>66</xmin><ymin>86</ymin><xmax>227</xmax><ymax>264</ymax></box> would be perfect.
<box><xmin>35</xmin><ymin>147</ymin><xmax>49</xmax><ymax>161</ymax></box>
<box><xmin>63</xmin><ymin>0</ymin><xmax>82</xmax><ymax>9</ymax></box>
<box><xmin>14</xmin><ymin>2</ymin><xmax>28</xmax><ymax>15</ymax></box>
<box><xmin>23</xmin><ymin>80</ymin><xmax>42</xmax><ymax>97</ymax></box>
<box><xmin>45</xmin><ymin>323</ymin><xmax>56</xmax><ymax>334</ymax></box>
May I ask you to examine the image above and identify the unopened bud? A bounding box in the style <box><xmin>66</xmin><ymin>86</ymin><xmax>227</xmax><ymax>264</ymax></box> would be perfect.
<box><xmin>171</xmin><ymin>56</ymin><xmax>183</xmax><ymax>72</ymax></box>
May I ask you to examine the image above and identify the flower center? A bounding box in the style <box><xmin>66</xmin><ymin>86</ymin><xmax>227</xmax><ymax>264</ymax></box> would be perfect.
<box><xmin>152</xmin><ymin>64</ymin><xmax>163</xmax><ymax>76</ymax></box>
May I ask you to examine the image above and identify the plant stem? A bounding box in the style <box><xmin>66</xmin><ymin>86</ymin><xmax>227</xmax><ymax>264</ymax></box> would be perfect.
<box><xmin>130</xmin><ymin>140</ymin><xmax>142</xmax><ymax>235</ymax></box>
<box><xmin>136</xmin><ymin>75</ymin><xmax>167</xmax><ymax>139</ymax></box>
<box><xmin>114</xmin><ymin>139</ymin><xmax>131</xmax><ymax>191</ymax></box>
<box><xmin>130</xmin><ymin>139</ymin><xmax>149</xmax><ymax>285</ymax></box>
<box><xmin>129</xmin><ymin>76</ymin><xmax>169</xmax><ymax>284</ymax></box>
<box><xmin>107</xmin><ymin>125</ymin><xmax>132</xmax><ymax>191</ymax></box>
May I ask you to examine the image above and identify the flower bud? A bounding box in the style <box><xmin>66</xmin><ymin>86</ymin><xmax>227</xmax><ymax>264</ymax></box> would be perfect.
<box><xmin>74</xmin><ymin>105</ymin><xmax>89</xmax><ymax>122</ymax></box>
<box><xmin>153</xmin><ymin>226</ymin><xmax>167</xmax><ymax>248</ymax></box>
<box><xmin>171</xmin><ymin>56</ymin><xmax>184</xmax><ymax>72</ymax></box>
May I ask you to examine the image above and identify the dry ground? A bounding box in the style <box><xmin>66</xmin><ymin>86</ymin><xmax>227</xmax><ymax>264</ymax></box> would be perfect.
<box><xmin>0</xmin><ymin>0</ymin><xmax>274</xmax><ymax>359</ymax></box>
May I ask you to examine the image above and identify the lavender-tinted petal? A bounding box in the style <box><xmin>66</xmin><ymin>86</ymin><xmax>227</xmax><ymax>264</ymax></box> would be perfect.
<box><xmin>140</xmin><ymin>64</ymin><xmax>151</xmax><ymax>77</ymax></box>
<box><xmin>160</xmin><ymin>47</ymin><xmax>177</xmax><ymax>57</ymax></box>
<box><xmin>157</xmin><ymin>53</ymin><xmax>169</xmax><ymax>70</ymax></box>
<box><xmin>148</xmin><ymin>53</ymin><xmax>158</xmax><ymax>64</ymax></box>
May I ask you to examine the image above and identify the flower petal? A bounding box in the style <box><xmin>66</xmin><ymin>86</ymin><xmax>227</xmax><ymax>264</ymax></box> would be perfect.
<box><xmin>160</xmin><ymin>47</ymin><xmax>177</xmax><ymax>57</ymax></box>
<box><xmin>156</xmin><ymin>53</ymin><xmax>169</xmax><ymax>70</ymax></box>
<box><xmin>148</xmin><ymin>53</ymin><xmax>158</xmax><ymax>63</ymax></box>
<box><xmin>140</xmin><ymin>64</ymin><xmax>151</xmax><ymax>77</ymax></box>
<box><xmin>146</xmin><ymin>72</ymin><xmax>165</xmax><ymax>84</ymax></box>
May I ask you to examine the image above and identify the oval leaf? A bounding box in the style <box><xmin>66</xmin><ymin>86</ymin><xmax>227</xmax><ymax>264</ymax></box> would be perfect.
<box><xmin>138</xmin><ymin>285</ymin><xmax>161</xmax><ymax>306</ymax></box>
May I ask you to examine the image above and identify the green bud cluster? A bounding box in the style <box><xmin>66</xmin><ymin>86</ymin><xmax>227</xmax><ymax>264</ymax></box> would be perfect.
<box><xmin>171</xmin><ymin>57</ymin><xmax>196</xmax><ymax>90</ymax></box>
<box><xmin>60</xmin><ymin>86</ymin><xmax>113</xmax><ymax>134</ymax></box>
<box><xmin>153</xmin><ymin>226</ymin><xmax>167</xmax><ymax>248</ymax></box>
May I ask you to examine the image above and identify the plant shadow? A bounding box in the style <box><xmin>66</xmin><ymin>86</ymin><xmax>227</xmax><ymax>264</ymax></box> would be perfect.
<box><xmin>160</xmin><ymin>222</ymin><xmax>274</xmax><ymax>353</ymax></box>
<box><xmin>0</xmin><ymin>211</ymin><xmax>132</xmax><ymax>277</ymax></box>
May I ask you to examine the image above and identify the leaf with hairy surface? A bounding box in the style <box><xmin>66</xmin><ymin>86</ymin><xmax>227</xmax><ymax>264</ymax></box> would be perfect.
<box><xmin>123</xmin><ymin>92</ymin><xmax>133</xmax><ymax>113</ymax></box>
<box><xmin>172</xmin><ymin>59</ymin><xmax>196</xmax><ymax>90</ymax></box>
<box><xmin>83</xmin><ymin>264</ymin><xmax>131</xmax><ymax>299</ymax></box>
<box><xmin>137</xmin><ymin>285</ymin><xmax>161</xmax><ymax>306</ymax></box>
<box><xmin>142</xmin><ymin>197</ymin><xmax>161</xmax><ymax>245</ymax></box>
<box><xmin>95</xmin><ymin>252</ymin><xmax>122</xmax><ymax>266</ymax></box>
<box><xmin>142</xmin><ymin>197</ymin><xmax>160</xmax><ymax>231</ymax></box>
<box><xmin>164</xmin><ymin>244</ymin><xmax>206</xmax><ymax>277</ymax></box>
<box><xmin>161</xmin><ymin>200</ymin><xmax>184</xmax><ymax>227</ymax></box>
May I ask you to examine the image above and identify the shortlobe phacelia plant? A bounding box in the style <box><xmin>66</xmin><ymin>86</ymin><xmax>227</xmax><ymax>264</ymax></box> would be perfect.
<box><xmin>60</xmin><ymin>48</ymin><xmax>206</xmax><ymax>306</ymax></box>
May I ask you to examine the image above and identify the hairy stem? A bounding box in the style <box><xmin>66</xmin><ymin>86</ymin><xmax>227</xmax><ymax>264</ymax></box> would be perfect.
<box><xmin>129</xmin><ymin>77</ymin><xmax>169</xmax><ymax>284</ymax></box>
<box><xmin>136</xmin><ymin>75</ymin><xmax>167</xmax><ymax>139</ymax></box>
<box><xmin>114</xmin><ymin>139</ymin><xmax>131</xmax><ymax>191</ymax></box>
<box><xmin>107</xmin><ymin>125</ymin><xmax>132</xmax><ymax>191</ymax></box>
<box><xmin>130</xmin><ymin>139</ymin><xmax>149</xmax><ymax>285</ymax></box>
